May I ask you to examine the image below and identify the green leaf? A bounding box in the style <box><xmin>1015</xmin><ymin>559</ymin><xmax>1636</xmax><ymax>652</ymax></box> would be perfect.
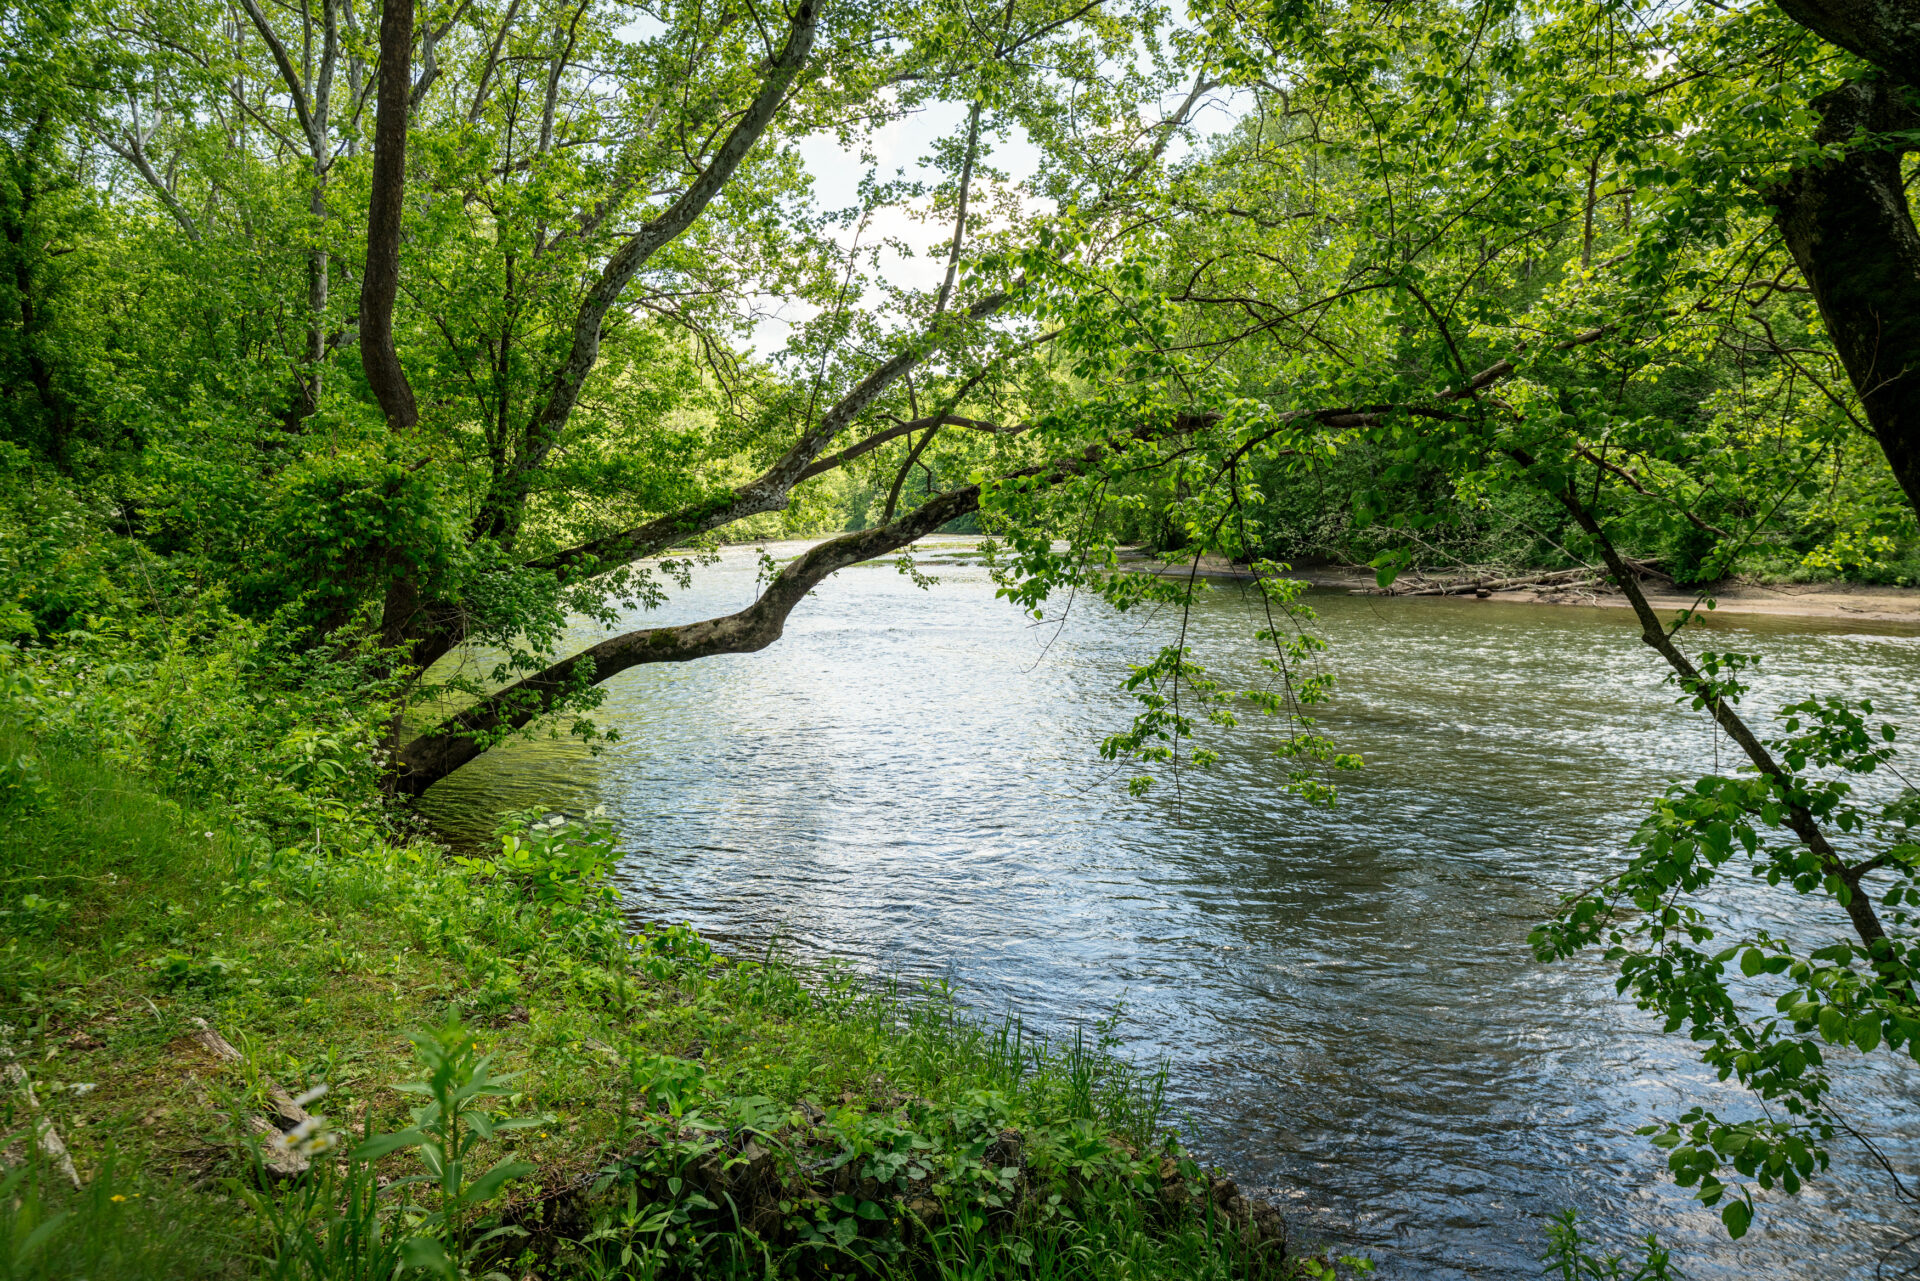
<box><xmin>399</xmin><ymin>1235</ymin><xmax>453</xmax><ymax>1278</ymax></box>
<box><xmin>1722</xmin><ymin>1199</ymin><xmax>1752</xmax><ymax>1239</ymax></box>
<box><xmin>351</xmin><ymin>1128</ymin><xmax>427</xmax><ymax>1162</ymax></box>
<box><xmin>17</xmin><ymin>1210</ymin><xmax>70</xmax><ymax>1261</ymax></box>
<box><xmin>1852</xmin><ymin>1015</ymin><xmax>1883</xmax><ymax>1054</ymax></box>
<box><xmin>463</xmin><ymin>1156</ymin><xmax>536</xmax><ymax>1206</ymax></box>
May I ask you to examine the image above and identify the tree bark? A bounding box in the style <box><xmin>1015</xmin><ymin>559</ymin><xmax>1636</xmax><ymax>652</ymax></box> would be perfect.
<box><xmin>1766</xmin><ymin>79</ymin><xmax>1920</xmax><ymax>518</ymax></box>
<box><xmin>1769</xmin><ymin>0</ymin><xmax>1920</xmax><ymax>87</ymax></box>
<box><xmin>361</xmin><ymin>0</ymin><xmax>418</xmax><ymax>430</ymax></box>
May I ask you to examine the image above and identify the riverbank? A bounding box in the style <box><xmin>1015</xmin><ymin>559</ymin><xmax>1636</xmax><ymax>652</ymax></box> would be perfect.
<box><xmin>0</xmin><ymin>718</ymin><xmax>1347</xmax><ymax>1280</ymax></box>
<box><xmin>1112</xmin><ymin>550</ymin><xmax>1920</xmax><ymax>626</ymax></box>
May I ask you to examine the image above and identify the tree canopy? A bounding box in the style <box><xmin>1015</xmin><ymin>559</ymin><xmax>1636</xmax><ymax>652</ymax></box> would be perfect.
<box><xmin>8</xmin><ymin>0</ymin><xmax>1920</xmax><ymax>1248</ymax></box>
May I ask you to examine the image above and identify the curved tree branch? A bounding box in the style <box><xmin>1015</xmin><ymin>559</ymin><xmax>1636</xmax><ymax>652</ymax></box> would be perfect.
<box><xmin>393</xmin><ymin>478</ymin><xmax>985</xmax><ymax>793</ymax></box>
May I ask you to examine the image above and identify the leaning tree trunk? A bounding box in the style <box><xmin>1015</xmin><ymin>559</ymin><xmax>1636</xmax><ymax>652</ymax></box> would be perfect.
<box><xmin>1766</xmin><ymin>80</ymin><xmax>1920</xmax><ymax>518</ymax></box>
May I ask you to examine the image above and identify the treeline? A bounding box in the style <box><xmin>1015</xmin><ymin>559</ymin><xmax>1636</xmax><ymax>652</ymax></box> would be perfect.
<box><xmin>1093</xmin><ymin>432</ymin><xmax>1920</xmax><ymax>586</ymax></box>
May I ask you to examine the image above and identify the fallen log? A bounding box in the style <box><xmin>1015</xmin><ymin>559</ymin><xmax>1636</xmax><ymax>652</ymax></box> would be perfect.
<box><xmin>189</xmin><ymin>1018</ymin><xmax>314</xmax><ymax>1179</ymax></box>
<box><xmin>1</xmin><ymin>1061</ymin><xmax>82</xmax><ymax>1188</ymax></box>
<box><xmin>1383</xmin><ymin>567</ymin><xmax>1602</xmax><ymax>596</ymax></box>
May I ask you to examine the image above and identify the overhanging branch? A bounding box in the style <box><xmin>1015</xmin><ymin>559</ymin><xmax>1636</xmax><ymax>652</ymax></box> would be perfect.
<box><xmin>393</xmin><ymin>481</ymin><xmax>985</xmax><ymax>793</ymax></box>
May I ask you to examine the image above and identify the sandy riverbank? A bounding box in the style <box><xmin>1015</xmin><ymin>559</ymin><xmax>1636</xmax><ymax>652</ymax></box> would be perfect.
<box><xmin>1116</xmin><ymin>552</ymin><xmax>1920</xmax><ymax>627</ymax></box>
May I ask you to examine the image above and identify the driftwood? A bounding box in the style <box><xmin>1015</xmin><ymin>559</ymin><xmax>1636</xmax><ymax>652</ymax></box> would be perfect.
<box><xmin>1382</xmin><ymin>567</ymin><xmax>1602</xmax><ymax>596</ymax></box>
<box><xmin>1</xmin><ymin>1060</ymin><xmax>82</xmax><ymax>1188</ymax></box>
<box><xmin>1379</xmin><ymin>559</ymin><xmax>1675</xmax><ymax>597</ymax></box>
<box><xmin>0</xmin><ymin>1026</ymin><xmax>82</xmax><ymax>1188</ymax></box>
<box><xmin>189</xmin><ymin>1017</ymin><xmax>314</xmax><ymax>1179</ymax></box>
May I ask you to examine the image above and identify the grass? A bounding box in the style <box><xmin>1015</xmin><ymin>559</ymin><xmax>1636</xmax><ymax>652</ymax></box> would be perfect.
<box><xmin>0</xmin><ymin>727</ymin><xmax>1362</xmax><ymax>1279</ymax></box>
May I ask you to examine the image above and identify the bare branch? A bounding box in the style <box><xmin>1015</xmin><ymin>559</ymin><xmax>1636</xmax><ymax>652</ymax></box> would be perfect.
<box><xmin>236</xmin><ymin>0</ymin><xmax>320</xmax><ymax>149</ymax></box>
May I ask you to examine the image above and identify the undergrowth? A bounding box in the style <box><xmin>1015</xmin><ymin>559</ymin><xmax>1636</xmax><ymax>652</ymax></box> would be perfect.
<box><xmin>0</xmin><ymin>720</ymin><xmax>1364</xmax><ymax>1279</ymax></box>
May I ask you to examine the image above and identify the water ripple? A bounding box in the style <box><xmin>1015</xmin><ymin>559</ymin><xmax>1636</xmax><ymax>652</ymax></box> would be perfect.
<box><xmin>421</xmin><ymin>543</ymin><xmax>1920</xmax><ymax>1279</ymax></box>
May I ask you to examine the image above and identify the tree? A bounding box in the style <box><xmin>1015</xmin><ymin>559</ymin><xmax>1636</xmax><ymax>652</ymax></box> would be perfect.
<box><xmin>0</xmin><ymin>0</ymin><xmax>95</xmax><ymax>462</ymax></box>
<box><xmin>973</xmin><ymin>0</ymin><xmax>1920</xmax><ymax>1240</ymax></box>
<box><xmin>44</xmin><ymin>0</ymin><xmax>1227</xmax><ymax>796</ymax></box>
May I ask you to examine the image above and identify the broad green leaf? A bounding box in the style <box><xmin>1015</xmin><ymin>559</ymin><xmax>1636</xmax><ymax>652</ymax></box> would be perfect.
<box><xmin>351</xmin><ymin>1129</ymin><xmax>427</xmax><ymax>1162</ymax></box>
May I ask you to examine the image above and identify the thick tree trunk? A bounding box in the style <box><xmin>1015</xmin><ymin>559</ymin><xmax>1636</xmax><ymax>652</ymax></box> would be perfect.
<box><xmin>361</xmin><ymin>0</ymin><xmax>418</xmax><ymax>430</ymax></box>
<box><xmin>1767</xmin><ymin>79</ymin><xmax>1920</xmax><ymax>517</ymax></box>
<box><xmin>1769</xmin><ymin>0</ymin><xmax>1920</xmax><ymax>87</ymax></box>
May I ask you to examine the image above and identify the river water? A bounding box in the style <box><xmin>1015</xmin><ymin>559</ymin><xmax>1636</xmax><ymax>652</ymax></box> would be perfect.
<box><xmin>418</xmin><ymin>540</ymin><xmax>1920</xmax><ymax>1278</ymax></box>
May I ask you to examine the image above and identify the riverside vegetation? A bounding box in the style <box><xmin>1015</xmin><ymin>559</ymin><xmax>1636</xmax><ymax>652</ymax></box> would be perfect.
<box><xmin>0</xmin><ymin>489</ymin><xmax>1379</xmax><ymax>1281</ymax></box>
<box><xmin>0</xmin><ymin>509</ymin><xmax>1363</xmax><ymax>1280</ymax></box>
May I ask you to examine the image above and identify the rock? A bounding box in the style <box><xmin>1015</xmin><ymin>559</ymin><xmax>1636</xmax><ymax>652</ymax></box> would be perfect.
<box><xmin>984</xmin><ymin>1127</ymin><xmax>1023</xmax><ymax>1169</ymax></box>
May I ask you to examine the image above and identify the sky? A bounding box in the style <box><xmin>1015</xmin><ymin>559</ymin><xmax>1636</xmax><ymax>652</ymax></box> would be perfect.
<box><xmin>750</xmin><ymin>66</ymin><xmax>1238</xmax><ymax>360</ymax></box>
<box><xmin>750</xmin><ymin>100</ymin><xmax>1048</xmax><ymax>358</ymax></box>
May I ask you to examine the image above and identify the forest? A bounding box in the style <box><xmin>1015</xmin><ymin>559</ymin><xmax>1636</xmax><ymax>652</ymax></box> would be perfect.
<box><xmin>4</xmin><ymin>0</ymin><xmax>1920</xmax><ymax>1270</ymax></box>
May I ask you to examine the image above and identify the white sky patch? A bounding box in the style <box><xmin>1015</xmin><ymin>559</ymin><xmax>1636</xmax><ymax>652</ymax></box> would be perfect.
<box><xmin>751</xmin><ymin>98</ymin><xmax>1050</xmax><ymax>359</ymax></box>
<box><xmin>750</xmin><ymin>70</ymin><xmax>1235</xmax><ymax>361</ymax></box>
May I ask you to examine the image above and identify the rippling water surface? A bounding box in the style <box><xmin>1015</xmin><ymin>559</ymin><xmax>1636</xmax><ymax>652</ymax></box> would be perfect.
<box><xmin>419</xmin><ymin>541</ymin><xmax>1920</xmax><ymax>1278</ymax></box>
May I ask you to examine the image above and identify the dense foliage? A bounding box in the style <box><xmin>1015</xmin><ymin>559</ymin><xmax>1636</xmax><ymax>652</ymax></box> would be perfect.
<box><xmin>7</xmin><ymin>0</ymin><xmax>1920</xmax><ymax>1260</ymax></box>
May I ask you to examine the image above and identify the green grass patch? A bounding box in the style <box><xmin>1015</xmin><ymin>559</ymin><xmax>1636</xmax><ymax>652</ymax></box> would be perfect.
<box><xmin>0</xmin><ymin>727</ymin><xmax>1366</xmax><ymax>1279</ymax></box>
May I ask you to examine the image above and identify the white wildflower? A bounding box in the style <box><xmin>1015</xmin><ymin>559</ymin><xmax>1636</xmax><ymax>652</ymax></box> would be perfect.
<box><xmin>284</xmin><ymin>1114</ymin><xmax>338</xmax><ymax>1156</ymax></box>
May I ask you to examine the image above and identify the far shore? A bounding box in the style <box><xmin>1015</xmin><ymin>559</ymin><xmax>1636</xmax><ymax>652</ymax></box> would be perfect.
<box><xmin>1109</xmin><ymin>550</ymin><xmax>1920</xmax><ymax>627</ymax></box>
<box><xmin>752</xmin><ymin>535</ymin><xmax>1920</xmax><ymax>627</ymax></box>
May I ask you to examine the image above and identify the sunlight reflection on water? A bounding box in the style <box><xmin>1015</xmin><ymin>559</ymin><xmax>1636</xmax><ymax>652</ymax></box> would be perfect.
<box><xmin>420</xmin><ymin>542</ymin><xmax>1920</xmax><ymax>1279</ymax></box>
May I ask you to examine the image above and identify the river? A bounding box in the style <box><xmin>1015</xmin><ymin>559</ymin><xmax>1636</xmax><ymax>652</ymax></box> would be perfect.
<box><xmin>418</xmin><ymin>539</ymin><xmax>1920</xmax><ymax>1279</ymax></box>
